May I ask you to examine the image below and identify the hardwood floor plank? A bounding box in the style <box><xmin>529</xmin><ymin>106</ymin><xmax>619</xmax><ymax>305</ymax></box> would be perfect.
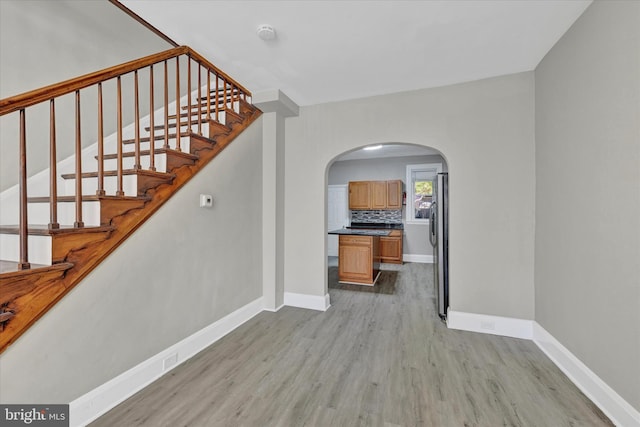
<box><xmin>91</xmin><ymin>263</ymin><xmax>613</xmax><ymax>427</ymax></box>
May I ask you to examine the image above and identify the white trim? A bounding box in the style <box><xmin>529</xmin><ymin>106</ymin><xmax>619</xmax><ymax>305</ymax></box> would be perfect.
<box><xmin>533</xmin><ymin>322</ymin><xmax>640</xmax><ymax>427</ymax></box>
<box><xmin>263</xmin><ymin>303</ymin><xmax>285</xmax><ymax>313</ymax></box>
<box><xmin>446</xmin><ymin>310</ymin><xmax>533</xmax><ymax>340</ymax></box>
<box><xmin>284</xmin><ymin>292</ymin><xmax>331</xmax><ymax>312</ymax></box>
<box><xmin>69</xmin><ymin>297</ymin><xmax>265</xmax><ymax>427</ymax></box>
<box><xmin>66</xmin><ymin>300</ymin><xmax>639</xmax><ymax>427</ymax></box>
<box><xmin>403</xmin><ymin>254</ymin><xmax>434</xmax><ymax>263</ymax></box>
<box><xmin>327</xmin><ymin>184</ymin><xmax>350</xmax><ymax>257</ymax></box>
<box><xmin>405</xmin><ymin>162</ymin><xmax>442</xmax><ymax>223</ymax></box>
<box><xmin>253</xmin><ymin>89</ymin><xmax>300</xmax><ymax>117</ymax></box>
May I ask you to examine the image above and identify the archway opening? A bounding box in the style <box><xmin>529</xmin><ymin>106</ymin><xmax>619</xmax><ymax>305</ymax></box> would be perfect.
<box><xmin>325</xmin><ymin>142</ymin><xmax>449</xmax><ymax>316</ymax></box>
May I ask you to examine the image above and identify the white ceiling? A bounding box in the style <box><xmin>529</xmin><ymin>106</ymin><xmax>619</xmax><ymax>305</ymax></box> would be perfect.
<box><xmin>121</xmin><ymin>0</ymin><xmax>591</xmax><ymax>107</ymax></box>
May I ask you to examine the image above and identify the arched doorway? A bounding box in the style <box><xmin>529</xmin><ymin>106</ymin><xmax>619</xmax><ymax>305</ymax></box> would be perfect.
<box><xmin>325</xmin><ymin>142</ymin><xmax>449</xmax><ymax>316</ymax></box>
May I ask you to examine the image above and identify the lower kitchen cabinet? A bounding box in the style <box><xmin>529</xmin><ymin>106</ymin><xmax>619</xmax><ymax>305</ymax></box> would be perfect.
<box><xmin>380</xmin><ymin>230</ymin><xmax>403</xmax><ymax>264</ymax></box>
<box><xmin>338</xmin><ymin>235</ymin><xmax>380</xmax><ymax>285</ymax></box>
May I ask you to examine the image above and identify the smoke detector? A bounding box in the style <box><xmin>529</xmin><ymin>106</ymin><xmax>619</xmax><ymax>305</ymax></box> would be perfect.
<box><xmin>257</xmin><ymin>25</ymin><xmax>276</xmax><ymax>41</ymax></box>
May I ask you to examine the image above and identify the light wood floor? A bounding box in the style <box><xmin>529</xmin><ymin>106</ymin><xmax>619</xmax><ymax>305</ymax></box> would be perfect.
<box><xmin>92</xmin><ymin>263</ymin><xmax>612</xmax><ymax>426</ymax></box>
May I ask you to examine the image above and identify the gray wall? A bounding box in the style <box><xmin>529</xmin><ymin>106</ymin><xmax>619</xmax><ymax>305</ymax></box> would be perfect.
<box><xmin>0</xmin><ymin>0</ymin><xmax>265</xmax><ymax>406</ymax></box>
<box><xmin>535</xmin><ymin>0</ymin><xmax>640</xmax><ymax>410</ymax></box>
<box><xmin>0</xmin><ymin>0</ymin><xmax>174</xmax><ymax>191</ymax></box>
<box><xmin>286</xmin><ymin>72</ymin><xmax>536</xmax><ymax>320</ymax></box>
<box><xmin>328</xmin><ymin>154</ymin><xmax>446</xmax><ymax>256</ymax></box>
<box><xmin>0</xmin><ymin>119</ymin><xmax>264</xmax><ymax>403</ymax></box>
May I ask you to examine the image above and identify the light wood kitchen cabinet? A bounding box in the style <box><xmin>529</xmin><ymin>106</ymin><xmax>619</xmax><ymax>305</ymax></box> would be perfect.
<box><xmin>380</xmin><ymin>230</ymin><xmax>403</xmax><ymax>264</ymax></box>
<box><xmin>386</xmin><ymin>180</ymin><xmax>403</xmax><ymax>209</ymax></box>
<box><xmin>349</xmin><ymin>179</ymin><xmax>403</xmax><ymax>210</ymax></box>
<box><xmin>348</xmin><ymin>181</ymin><xmax>371</xmax><ymax>210</ymax></box>
<box><xmin>371</xmin><ymin>181</ymin><xmax>387</xmax><ymax>209</ymax></box>
<box><xmin>338</xmin><ymin>235</ymin><xmax>380</xmax><ymax>285</ymax></box>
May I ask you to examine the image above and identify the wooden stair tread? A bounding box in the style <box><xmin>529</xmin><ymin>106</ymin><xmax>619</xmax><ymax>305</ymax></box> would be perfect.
<box><xmin>167</xmin><ymin>110</ymin><xmax>237</xmax><ymax>121</ymax></box>
<box><xmin>0</xmin><ymin>261</ymin><xmax>74</xmax><ymax>278</ymax></box>
<box><xmin>0</xmin><ymin>224</ymin><xmax>114</xmax><ymax>236</ymax></box>
<box><xmin>200</xmin><ymin>92</ymin><xmax>238</xmax><ymax>101</ymax></box>
<box><xmin>60</xmin><ymin>169</ymin><xmax>175</xmax><ymax>180</ymax></box>
<box><xmin>209</xmin><ymin>86</ymin><xmax>238</xmax><ymax>92</ymax></box>
<box><xmin>208</xmin><ymin>87</ymin><xmax>239</xmax><ymax>96</ymax></box>
<box><xmin>97</xmin><ymin>148</ymin><xmax>199</xmax><ymax>161</ymax></box>
<box><xmin>145</xmin><ymin>119</ymin><xmax>225</xmax><ymax>132</ymax></box>
<box><xmin>181</xmin><ymin>100</ymin><xmax>232</xmax><ymax>111</ymax></box>
<box><xmin>0</xmin><ymin>91</ymin><xmax>261</xmax><ymax>353</ymax></box>
<box><xmin>122</xmin><ymin>132</ymin><xmax>191</xmax><ymax>144</ymax></box>
<box><xmin>27</xmin><ymin>195</ymin><xmax>151</xmax><ymax>203</ymax></box>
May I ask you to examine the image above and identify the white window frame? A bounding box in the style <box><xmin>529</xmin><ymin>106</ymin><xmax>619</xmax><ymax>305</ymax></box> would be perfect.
<box><xmin>405</xmin><ymin>163</ymin><xmax>442</xmax><ymax>225</ymax></box>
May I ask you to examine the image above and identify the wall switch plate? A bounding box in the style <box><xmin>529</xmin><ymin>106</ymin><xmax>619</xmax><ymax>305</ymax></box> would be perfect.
<box><xmin>199</xmin><ymin>194</ymin><xmax>213</xmax><ymax>208</ymax></box>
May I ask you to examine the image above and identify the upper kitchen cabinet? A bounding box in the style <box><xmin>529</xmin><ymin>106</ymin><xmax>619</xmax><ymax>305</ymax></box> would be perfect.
<box><xmin>349</xmin><ymin>181</ymin><xmax>372</xmax><ymax>209</ymax></box>
<box><xmin>386</xmin><ymin>180</ymin><xmax>402</xmax><ymax>209</ymax></box>
<box><xmin>349</xmin><ymin>180</ymin><xmax>403</xmax><ymax>210</ymax></box>
<box><xmin>371</xmin><ymin>181</ymin><xmax>388</xmax><ymax>209</ymax></box>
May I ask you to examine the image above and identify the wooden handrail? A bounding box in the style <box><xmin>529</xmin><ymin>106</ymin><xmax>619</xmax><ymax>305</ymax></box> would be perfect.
<box><xmin>185</xmin><ymin>47</ymin><xmax>251</xmax><ymax>98</ymax></box>
<box><xmin>0</xmin><ymin>30</ymin><xmax>261</xmax><ymax>351</ymax></box>
<box><xmin>0</xmin><ymin>47</ymin><xmax>185</xmax><ymax>116</ymax></box>
<box><xmin>0</xmin><ymin>46</ymin><xmax>251</xmax><ymax>117</ymax></box>
<box><xmin>2</xmin><ymin>44</ymin><xmax>254</xmax><ymax>275</ymax></box>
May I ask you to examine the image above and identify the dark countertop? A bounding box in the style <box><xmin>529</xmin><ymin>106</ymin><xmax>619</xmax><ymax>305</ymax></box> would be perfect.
<box><xmin>328</xmin><ymin>228</ymin><xmax>391</xmax><ymax>236</ymax></box>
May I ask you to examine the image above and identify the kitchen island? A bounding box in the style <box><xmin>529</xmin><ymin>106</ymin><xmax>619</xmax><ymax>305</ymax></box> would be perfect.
<box><xmin>328</xmin><ymin>228</ymin><xmax>391</xmax><ymax>285</ymax></box>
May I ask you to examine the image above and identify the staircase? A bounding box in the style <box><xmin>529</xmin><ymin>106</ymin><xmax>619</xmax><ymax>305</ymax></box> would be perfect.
<box><xmin>0</xmin><ymin>46</ymin><xmax>261</xmax><ymax>352</ymax></box>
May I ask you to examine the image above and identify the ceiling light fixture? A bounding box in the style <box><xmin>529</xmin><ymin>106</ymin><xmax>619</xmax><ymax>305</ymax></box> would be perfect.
<box><xmin>257</xmin><ymin>24</ymin><xmax>276</xmax><ymax>41</ymax></box>
<box><xmin>363</xmin><ymin>144</ymin><xmax>383</xmax><ymax>151</ymax></box>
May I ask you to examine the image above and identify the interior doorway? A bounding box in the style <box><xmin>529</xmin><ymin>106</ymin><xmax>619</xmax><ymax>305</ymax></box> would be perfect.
<box><xmin>327</xmin><ymin>184</ymin><xmax>349</xmax><ymax>257</ymax></box>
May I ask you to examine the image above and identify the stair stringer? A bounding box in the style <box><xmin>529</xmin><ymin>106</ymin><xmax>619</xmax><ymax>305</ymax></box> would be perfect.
<box><xmin>0</xmin><ymin>107</ymin><xmax>261</xmax><ymax>353</ymax></box>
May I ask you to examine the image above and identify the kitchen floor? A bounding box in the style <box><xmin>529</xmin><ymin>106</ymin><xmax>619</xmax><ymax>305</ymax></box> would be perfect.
<box><xmin>92</xmin><ymin>262</ymin><xmax>612</xmax><ymax>426</ymax></box>
<box><xmin>328</xmin><ymin>255</ymin><xmax>338</xmax><ymax>267</ymax></box>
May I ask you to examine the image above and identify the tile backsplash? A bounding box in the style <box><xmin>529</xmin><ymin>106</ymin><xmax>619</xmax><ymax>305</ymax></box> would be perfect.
<box><xmin>351</xmin><ymin>210</ymin><xmax>402</xmax><ymax>224</ymax></box>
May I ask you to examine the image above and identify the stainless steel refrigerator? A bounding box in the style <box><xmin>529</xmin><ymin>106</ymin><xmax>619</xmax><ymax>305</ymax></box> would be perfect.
<box><xmin>429</xmin><ymin>173</ymin><xmax>449</xmax><ymax>320</ymax></box>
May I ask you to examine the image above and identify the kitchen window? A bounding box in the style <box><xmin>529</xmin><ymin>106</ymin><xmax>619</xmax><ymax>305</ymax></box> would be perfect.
<box><xmin>406</xmin><ymin>163</ymin><xmax>442</xmax><ymax>224</ymax></box>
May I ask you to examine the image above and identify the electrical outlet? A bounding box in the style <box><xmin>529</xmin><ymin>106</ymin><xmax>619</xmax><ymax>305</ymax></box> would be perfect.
<box><xmin>199</xmin><ymin>194</ymin><xmax>213</xmax><ymax>208</ymax></box>
<box><xmin>480</xmin><ymin>321</ymin><xmax>495</xmax><ymax>331</ymax></box>
<box><xmin>163</xmin><ymin>353</ymin><xmax>178</xmax><ymax>370</ymax></box>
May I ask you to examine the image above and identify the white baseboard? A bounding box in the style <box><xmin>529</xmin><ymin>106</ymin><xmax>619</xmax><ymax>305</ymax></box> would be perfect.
<box><xmin>284</xmin><ymin>292</ymin><xmax>330</xmax><ymax>312</ymax></box>
<box><xmin>533</xmin><ymin>322</ymin><xmax>640</xmax><ymax>427</ymax></box>
<box><xmin>403</xmin><ymin>254</ymin><xmax>433</xmax><ymax>263</ymax></box>
<box><xmin>263</xmin><ymin>303</ymin><xmax>285</xmax><ymax>313</ymax></box>
<box><xmin>69</xmin><ymin>297</ymin><xmax>265</xmax><ymax>427</ymax></box>
<box><xmin>66</xmin><ymin>295</ymin><xmax>638</xmax><ymax>427</ymax></box>
<box><xmin>446</xmin><ymin>310</ymin><xmax>534</xmax><ymax>339</ymax></box>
